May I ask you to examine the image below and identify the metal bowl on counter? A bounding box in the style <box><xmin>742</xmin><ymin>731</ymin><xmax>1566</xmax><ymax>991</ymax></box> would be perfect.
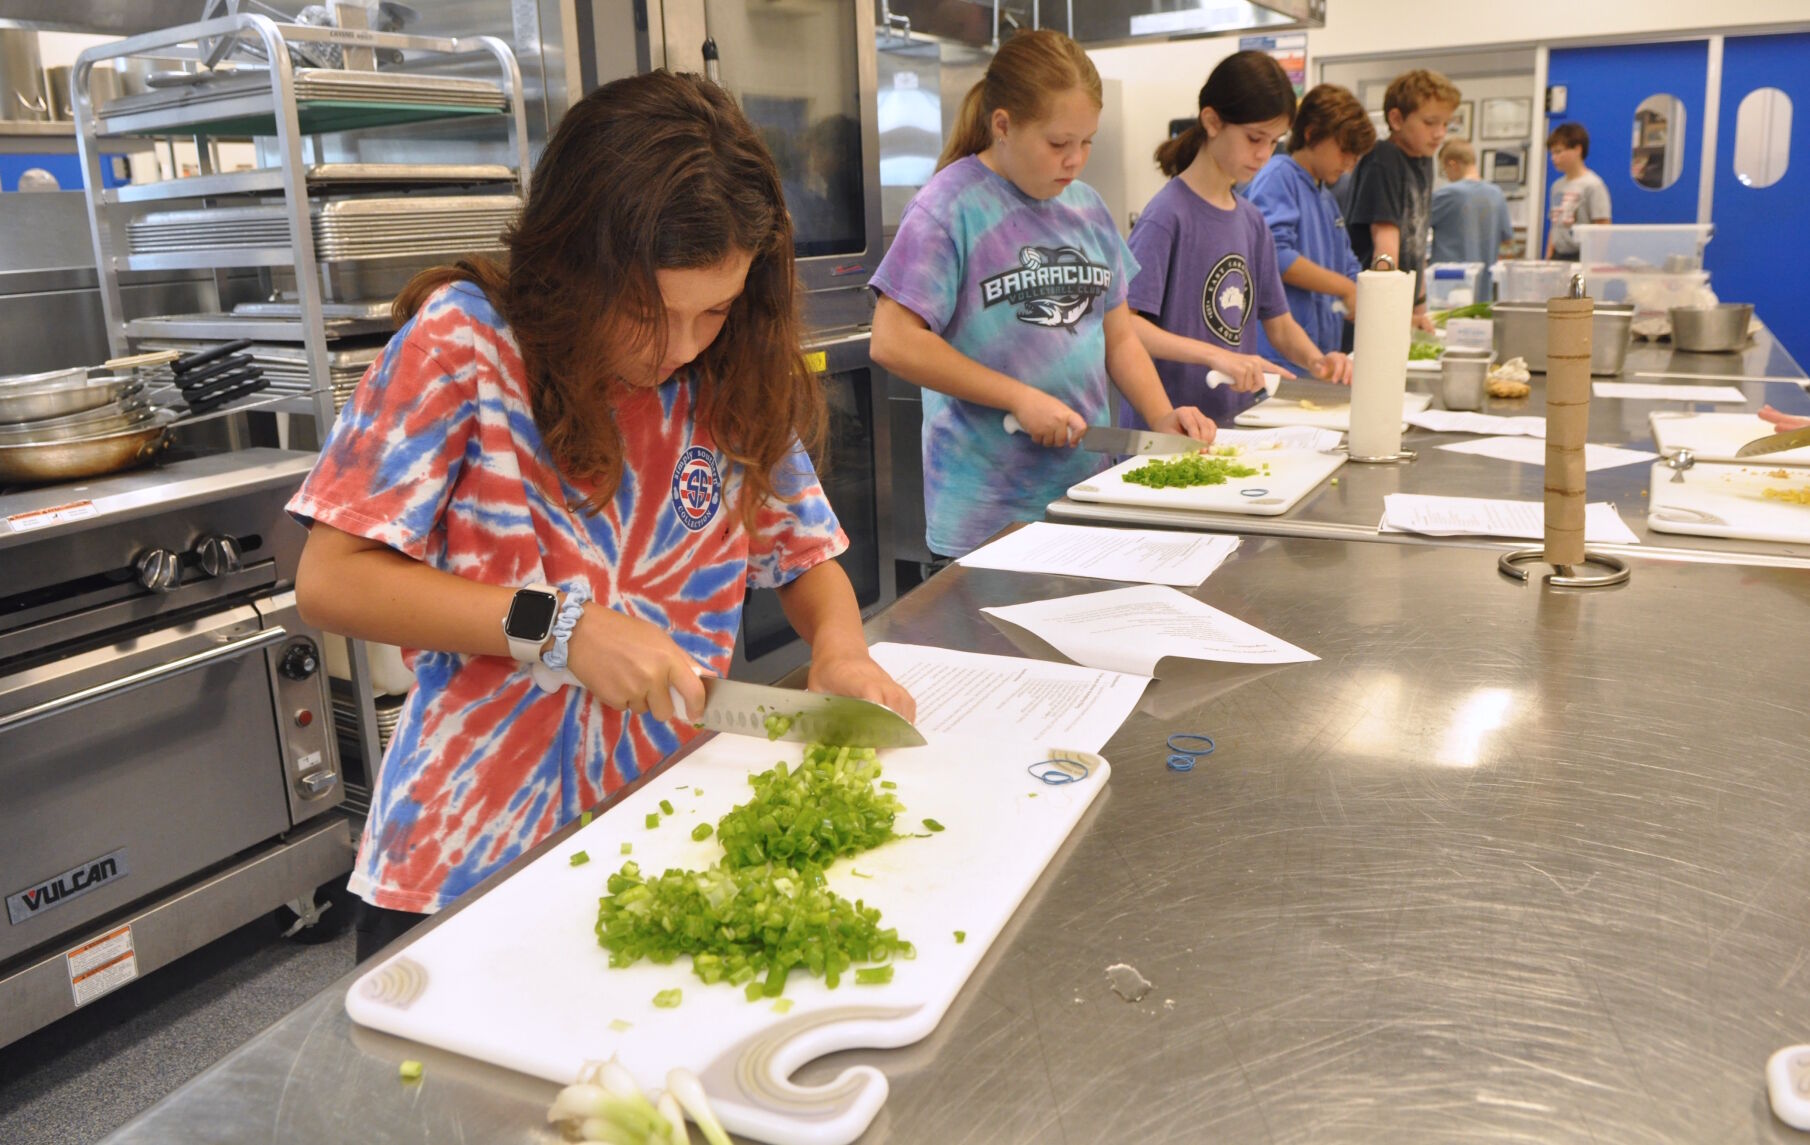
<box><xmin>1669</xmin><ymin>304</ymin><xmax>1753</xmax><ymax>353</ymax></box>
<box><xmin>1492</xmin><ymin>302</ymin><xmax>1635</xmax><ymax>376</ymax></box>
<box><xmin>0</xmin><ymin>408</ymin><xmax>177</xmax><ymax>485</ymax></box>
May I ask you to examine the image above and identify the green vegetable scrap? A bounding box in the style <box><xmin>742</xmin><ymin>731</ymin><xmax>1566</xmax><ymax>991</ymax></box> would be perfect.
<box><xmin>1433</xmin><ymin>301</ymin><xmax>1493</xmax><ymax>327</ymax></box>
<box><xmin>608</xmin><ymin>1018</ymin><xmax>633</xmax><ymax>1032</ymax></box>
<box><xmin>579</xmin><ymin>810</ymin><xmax>593</xmax><ymax>827</ymax></box>
<box><xmin>569</xmin><ymin>850</ymin><xmax>590</xmax><ymax>867</ymax></box>
<box><xmin>691</xmin><ymin>822</ymin><xmax>714</xmax><ymax>842</ymax></box>
<box><xmin>399</xmin><ymin>1060</ymin><xmax>423</xmax><ymax>1081</ymax></box>
<box><xmin>1407</xmin><ymin>341</ymin><xmax>1445</xmax><ymax>361</ymax></box>
<box><xmin>644</xmin><ymin>812</ymin><xmax>660</xmax><ymax>830</ymax></box>
<box><xmin>620</xmin><ymin>841</ymin><xmax>633</xmax><ymax>855</ymax></box>
<box><xmin>763</xmin><ymin>712</ymin><xmax>795</xmax><ymax>740</ymax></box>
<box><xmin>1122</xmin><ymin>454</ymin><xmax>1260</xmax><ymax>489</ymax></box>
<box><xmin>652</xmin><ymin>988</ymin><xmax>683</xmax><ymax>1009</ymax></box>
<box><xmin>922</xmin><ymin>818</ymin><xmax>945</xmax><ymax>832</ymax></box>
<box><xmin>659</xmin><ymin>799</ymin><xmax>675</xmax><ymax>816</ymax></box>
<box><xmin>855</xmin><ymin>966</ymin><xmax>894</xmax><ymax>986</ymax></box>
<box><xmin>715</xmin><ymin>744</ymin><xmax>902</xmax><ymax>872</ymax></box>
<box><xmin>772</xmin><ymin>998</ymin><xmax>794</xmax><ymax>1014</ymax></box>
<box><xmin>954</xmin><ymin>930</ymin><xmax>967</xmax><ymax>944</ymax></box>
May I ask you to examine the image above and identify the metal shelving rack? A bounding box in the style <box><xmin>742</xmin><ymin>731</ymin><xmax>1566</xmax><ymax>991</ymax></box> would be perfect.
<box><xmin>68</xmin><ymin>11</ymin><xmax>531</xmax><ymax>786</ymax></box>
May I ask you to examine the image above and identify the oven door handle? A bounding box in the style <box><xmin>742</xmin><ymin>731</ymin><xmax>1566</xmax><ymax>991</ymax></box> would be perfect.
<box><xmin>0</xmin><ymin>626</ymin><xmax>289</xmax><ymax>733</ymax></box>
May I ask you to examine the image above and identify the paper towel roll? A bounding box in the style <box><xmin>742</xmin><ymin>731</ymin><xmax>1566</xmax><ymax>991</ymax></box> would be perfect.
<box><xmin>1543</xmin><ymin>296</ymin><xmax>1594</xmax><ymax>566</ymax></box>
<box><xmin>1347</xmin><ymin>266</ymin><xmax>1416</xmax><ymax>459</ymax></box>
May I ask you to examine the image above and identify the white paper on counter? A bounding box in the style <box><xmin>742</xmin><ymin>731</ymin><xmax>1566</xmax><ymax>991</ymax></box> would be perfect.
<box><xmin>957</xmin><ymin>523</ymin><xmax>1239</xmax><ymax>586</ymax></box>
<box><xmin>1405</xmin><ymin>409</ymin><xmax>1547</xmax><ymax>437</ymax></box>
<box><xmin>867</xmin><ymin>642</ymin><xmax>1148</xmax><ymax>754</ymax></box>
<box><xmin>1211</xmin><ymin>425</ymin><xmax>1346</xmax><ymax>452</ymax></box>
<box><xmin>1436</xmin><ymin>436</ymin><xmax>1658</xmax><ymax>471</ymax></box>
<box><xmin>1593</xmin><ymin>382</ymin><xmax>1747</xmax><ymax>403</ymax></box>
<box><xmin>979</xmin><ymin>584</ymin><xmax>1318</xmax><ymax>677</ymax></box>
<box><xmin>1379</xmin><ymin>493</ymin><xmax>1641</xmax><ymax>544</ymax></box>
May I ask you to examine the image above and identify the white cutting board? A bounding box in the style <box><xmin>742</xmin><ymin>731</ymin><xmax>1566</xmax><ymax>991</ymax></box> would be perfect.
<box><xmin>1234</xmin><ymin>391</ymin><xmax>1432</xmax><ymax>430</ymax></box>
<box><xmin>345</xmin><ymin>733</ymin><xmax>1109</xmax><ymax>1145</ymax></box>
<box><xmin>1649</xmin><ymin>411</ymin><xmax>1810</xmax><ymax>463</ymax></box>
<box><xmin>1646</xmin><ymin>461</ymin><xmax>1810</xmax><ymax>544</ymax></box>
<box><xmin>1065</xmin><ymin>447</ymin><xmax>1345</xmax><ymax>516</ymax></box>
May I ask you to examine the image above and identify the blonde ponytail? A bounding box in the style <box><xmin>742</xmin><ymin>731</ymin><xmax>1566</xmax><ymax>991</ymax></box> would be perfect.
<box><xmin>933</xmin><ymin>29</ymin><xmax>1102</xmax><ymax>173</ymax></box>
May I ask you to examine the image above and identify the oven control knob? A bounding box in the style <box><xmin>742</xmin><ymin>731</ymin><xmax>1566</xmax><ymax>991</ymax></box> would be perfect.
<box><xmin>279</xmin><ymin>640</ymin><xmax>320</xmax><ymax>681</ymax></box>
<box><xmin>135</xmin><ymin>548</ymin><xmax>181</xmax><ymax>592</ymax></box>
<box><xmin>196</xmin><ymin>534</ymin><xmax>242</xmax><ymax>577</ymax></box>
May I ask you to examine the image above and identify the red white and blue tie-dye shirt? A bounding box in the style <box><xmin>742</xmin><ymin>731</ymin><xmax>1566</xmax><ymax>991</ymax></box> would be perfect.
<box><xmin>287</xmin><ymin>281</ymin><xmax>848</xmax><ymax>913</ymax></box>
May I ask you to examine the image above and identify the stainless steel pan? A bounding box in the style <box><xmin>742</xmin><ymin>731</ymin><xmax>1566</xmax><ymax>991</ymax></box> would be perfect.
<box><xmin>0</xmin><ymin>401</ymin><xmax>155</xmax><ymax>445</ymax></box>
<box><xmin>0</xmin><ymin>376</ymin><xmax>143</xmax><ymax>426</ymax></box>
<box><xmin>0</xmin><ymin>409</ymin><xmax>177</xmax><ymax>484</ymax></box>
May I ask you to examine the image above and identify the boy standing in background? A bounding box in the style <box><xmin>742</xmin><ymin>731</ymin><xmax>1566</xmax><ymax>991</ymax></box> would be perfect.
<box><xmin>1346</xmin><ymin>69</ymin><xmax>1462</xmax><ymax>332</ymax></box>
<box><xmin>1545</xmin><ymin>122</ymin><xmax>1611</xmax><ymax>259</ymax></box>
<box><xmin>1429</xmin><ymin>138</ymin><xmax>1515</xmax><ymax>301</ymax></box>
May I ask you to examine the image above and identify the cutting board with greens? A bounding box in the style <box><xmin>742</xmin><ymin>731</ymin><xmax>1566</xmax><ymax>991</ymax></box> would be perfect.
<box><xmin>1646</xmin><ymin>460</ymin><xmax>1810</xmax><ymax>544</ymax></box>
<box><xmin>345</xmin><ymin>733</ymin><xmax>1109</xmax><ymax>1145</ymax></box>
<box><xmin>1066</xmin><ymin>444</ymin><xmax>1345</xmax><ymax>516</ymax></box>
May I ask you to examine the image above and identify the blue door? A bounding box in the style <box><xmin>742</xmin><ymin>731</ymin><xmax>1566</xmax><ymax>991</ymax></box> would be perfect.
<box><xmin>1709</xmin><ymin>32</ymin><xmax>1810</xmax><ymax>364</ymax></box>
<box><xmin>1547</xmin><ymin>41</ymin><xmax>1708</xmax><ymax>225</ymax></box>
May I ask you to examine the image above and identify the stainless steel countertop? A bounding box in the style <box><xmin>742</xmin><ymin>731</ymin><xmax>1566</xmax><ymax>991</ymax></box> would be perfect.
<box><xmin>1051</xmin><ymin>331</ymin><xmax>1810</xmax><ymax>564</ymax></box>
<box><xmin>103</xmin><ymin>536</ymin><xmax>1810</xmax><ymax>1143</ymax></box>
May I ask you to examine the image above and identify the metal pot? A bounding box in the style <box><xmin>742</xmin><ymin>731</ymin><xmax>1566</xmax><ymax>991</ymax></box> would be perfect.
<box><xmin>1492</xmin><ymin>302</ymin><xmax>1635</xmax><ymax>375</ymax></box>
<box><xmin>0</xmin><ymin>409</ymin><xmax>175</xmax><ymax>485</ymax></box>
<box><xmin>0</xmin><ymin>29</ymin><xmax>49</xmax><ymax>122</ymax></box>
<box><xmin>44</xmin><ymin>65</ymin><xmax>72</xmax><ymax>120</ymax></box>
<box><xmin>1669</xmin><ymin>304</ymin><xmax>1753</xmax><ymax>353</ymax></box>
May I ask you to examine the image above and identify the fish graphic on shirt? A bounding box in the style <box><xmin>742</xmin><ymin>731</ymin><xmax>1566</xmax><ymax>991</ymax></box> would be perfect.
<box><xmin>979</xmin><ymin>244</ymin><xmax>1113</xmax><ymax>332</ymax></box>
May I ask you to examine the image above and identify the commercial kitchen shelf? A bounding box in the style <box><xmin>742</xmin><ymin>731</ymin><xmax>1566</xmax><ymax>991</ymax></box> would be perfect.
<box><xmin>126</xmin><ymin>310</ymin><xmax>393</xmax><ymax>343</ymax></box>
<box><xmin>107</xmin><ymin>163</ymin><xmax>517</xmax><ymax>204</ymax></box>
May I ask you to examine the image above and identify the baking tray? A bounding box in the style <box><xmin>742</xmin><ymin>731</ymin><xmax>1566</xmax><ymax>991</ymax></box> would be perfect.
<box><xmin>101</xmin><ymin>68</ymin><xmax>506</xmax><ymax>118</ymax></box>
<box><xmin>127</xmin><ymin>312</ymin><xmax>390</xmax><ymax>343</ymax></box>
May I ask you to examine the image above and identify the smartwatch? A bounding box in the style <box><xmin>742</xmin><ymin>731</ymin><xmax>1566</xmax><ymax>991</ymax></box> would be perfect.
<box><xmin>502</xmin><ymin>583</ymin><xmax>560</xmax><ymax>662</ymax></box>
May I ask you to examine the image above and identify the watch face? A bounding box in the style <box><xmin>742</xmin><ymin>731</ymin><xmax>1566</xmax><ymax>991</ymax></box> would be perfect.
<box><xmin>505</xmin><ymin>590</ymin><xmax>560</xmax><ymax>640</ymax></box>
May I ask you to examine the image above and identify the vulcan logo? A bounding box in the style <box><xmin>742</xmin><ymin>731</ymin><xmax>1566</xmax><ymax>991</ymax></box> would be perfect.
<box><xmin>7</xmin><ymin>849</ymin><xmax>129</xmax><ymax>925</ymax></box>
<box><xmin>979</xmin><ymin>245</ymin><xmax>1112</xmax><ymax>331</ymax></box>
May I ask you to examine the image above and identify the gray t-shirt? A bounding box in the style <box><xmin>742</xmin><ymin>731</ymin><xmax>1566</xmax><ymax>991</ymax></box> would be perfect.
<box><xmin>1547</xmin><ymin>169</ymin><xmax>1611</xmax><ymax>256</ymax></box>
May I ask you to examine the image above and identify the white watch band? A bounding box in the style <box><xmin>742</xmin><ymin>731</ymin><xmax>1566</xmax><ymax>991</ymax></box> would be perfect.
<box><xmin>503</xmin><ymin>582</ymin><xmax>557</xmax><ymax>662</ymax></box>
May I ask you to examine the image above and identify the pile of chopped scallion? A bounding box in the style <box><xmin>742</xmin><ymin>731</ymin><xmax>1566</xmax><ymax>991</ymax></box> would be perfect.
<box><xmin>594</xmin><ymin>743</ymin><xmax>916</xmax><ymax>1001</ymax></box>
<box><xmin>1122</xmin><ymin>453</ymin><xmax>1262</xmax><ymax>489</ymax></box>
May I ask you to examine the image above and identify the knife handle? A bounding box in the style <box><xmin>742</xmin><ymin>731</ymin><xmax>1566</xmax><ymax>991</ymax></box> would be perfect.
<box><xmin>1002</xmin><ymin>414</ymin><xmax>1023</xmax><ymax>435</ymax></box>
<box><xmin>1207</xmin><ymin>370</ymin><xmax>1283</xmax><ymax>394</ymax></box>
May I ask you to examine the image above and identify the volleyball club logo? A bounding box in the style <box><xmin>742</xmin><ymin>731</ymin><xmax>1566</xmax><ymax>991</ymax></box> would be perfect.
<box><xmin>669</xmin><ymin>445</ymin><xmax>722</xmax><ymax>532</ymax></box>
<box><xmin>980</xmin><ymin>245</ymin><xmax>1112</xmax><ymax>331</ymax></box>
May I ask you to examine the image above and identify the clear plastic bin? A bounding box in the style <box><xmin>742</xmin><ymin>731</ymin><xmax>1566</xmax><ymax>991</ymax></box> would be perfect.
<box><xmin>1573</xmin><ymin>223</ymin><xmax>1714</xmax><ymax>272</ymax></box>
<box><xmin>1493</xmin><ymin>260</ymin><xmax>1575</xmax><ymax>302</ymax></box>
<box><xmin>1425</xmin><ymin>262</ymin><xmax>1483</xmax><ymax>308</ymax></box>
<box><xmin>1583</xmin><ymin>270</ymin><xmax>1715</xmax><ymax>317</ymax></box>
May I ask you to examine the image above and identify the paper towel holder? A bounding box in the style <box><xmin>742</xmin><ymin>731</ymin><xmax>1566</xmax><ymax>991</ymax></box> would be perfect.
<box><xmin>1345</xmin><ymin>254</ymin><xmax>1419</xmax><ymax>465</ymax></box>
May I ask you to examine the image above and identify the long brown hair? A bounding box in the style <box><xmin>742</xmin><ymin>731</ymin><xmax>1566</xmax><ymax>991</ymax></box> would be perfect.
<box><xmin>394</xmin><ymin>70</ymin><xmax>823</xmax><ymax>529</ymax></box>
<box><xmin>937</xmin><ymin>29</ymin><xmax>1101</xmax><ymax>172</ymax></box>
<box><xmin>1287</xmin><ymin>83</ymin><xmax>1376</xmax><ymax>157</ymax></box>
<box><xmin>1155</xmin><ymin>50</ymin><xmax>1297</xmax><ymax>177</ymax></box>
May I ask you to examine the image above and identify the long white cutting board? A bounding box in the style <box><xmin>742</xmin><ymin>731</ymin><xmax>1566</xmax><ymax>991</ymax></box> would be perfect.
<box><xmin>1234</xmin><ymin>391</ymin><xmax>1432</xmax><ymax>430</ymax></box>
<box><xmin>1066</xmin><ymin>447</ymin><xmax>1345</xmax><ymax>516</ymax></box>
<box><xmin>1649</xmin><ymin>411</ymin><xmax>1810</xmax><ymax>463</ymax></box>
<box><xmin>1646</xmin><ymin>460</ymin><xmax>1810</xmax><ymax>544</ymax></box>
<box><xmin>345</xmin><ymin>733</ymin><xmax>1110</xmax><ymax>1145</ymax></box>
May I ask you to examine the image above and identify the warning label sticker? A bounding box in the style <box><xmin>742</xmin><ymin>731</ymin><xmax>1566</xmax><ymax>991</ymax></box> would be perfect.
<box><xmin>66</xmin><ymin>924</ymin><xmax>138</xmax><ymax>1007</ymax></box>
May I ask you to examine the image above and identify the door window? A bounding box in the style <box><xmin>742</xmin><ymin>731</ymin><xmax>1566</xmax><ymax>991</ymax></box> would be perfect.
<box><xmin>1631</xmin><ymin>93</ymin><xmax>1686</xmax><ymax>190</ymax></box>
<box><xmin>1733</xmin><ymin>87</ymin><xmax>1792</xmax><ymax>188</ymax></box>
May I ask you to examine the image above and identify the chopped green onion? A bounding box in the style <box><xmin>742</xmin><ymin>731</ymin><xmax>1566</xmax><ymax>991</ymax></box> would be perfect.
<box><xmin>652</xmin><ymin>988</ymin><xmax>683</xmax><ymax>1009</ymax></box>
<box><xmin>954</xmin><ymin>930</ymin><xmax>966</xmax><ymax>943</ymax></box>
<box><xmin>772</xmin><ymin>997</ymin><xmax>794</xmax><ymax>1013</ymax></box>
<box><xmin>608</xmin><ymin>1018</ymin><xmax>633</xmax><ymax>1032</ymax></box>
<box><xmin>569</xmin><ymin>850</ymin><xmax>590</xmax><ymax>866</ymax></box>
<box><xmin>620</xmin><ymin>842</ymin><xmax>632</xmax><ymax>855</ymax></box>
<box><xmin>850</xmin><ymin>869</ymin><xmax>871</xmax><ymax>878</ymax></box>
<box><xmin>645</xmin><ymin>812</ymin><xmax>660</xmax><ymax>829</ymax></box>
<box><xmin>659</xmin><ymin>799</ymin><xmax>675</xmax><ymax>816</ymax></box>
<box><xmin>763</xmin><ymin>713</ymin><xmax>794</xmax><ymax>740</ymax></box>
<box><xmin>690</xmin><ymin>822</ymin><xmax>713</xmax><ymax>842</ymax></box>
<box><xmin>880</xmin><ymin>780</ymin><xmax>897</xmax><ymax>790</ymax></box>
<box><xmin>922</xmin><ymin>818</ymin><xmax>945</xmax><ymax>832</ymax></box>
<box><xmin>715</xmin><ymin>744</ymin><xmax>901</xmax><ymax>874</ymax></box>
<box><xmin>1122</xmin><ymin>455</ymin><xmax>1259</xmax><ymax>489</ymax></box>
<box><xmin>855</xmin><ymin>966</ymin><xmax>894</xmax><ymax>986</ymax></box>
<box><xmin>580</xmin><ymin>810</ymin><xmax>593</xmax><ymax>827</ymax></box>
<box><xmin>399</xmin><ymin>1060</ymin><xmax>423</xmax><ymax>1080</ymax></box>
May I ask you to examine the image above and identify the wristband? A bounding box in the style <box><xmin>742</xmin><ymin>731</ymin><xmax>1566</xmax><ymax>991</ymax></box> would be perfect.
<box><xmin>540</xmin><ymin>589</ymin><xmax>591</xmax><ymax>672</ymax></box>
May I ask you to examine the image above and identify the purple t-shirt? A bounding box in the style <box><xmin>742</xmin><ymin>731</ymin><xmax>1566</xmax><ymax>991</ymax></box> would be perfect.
<box><xmin>1125</xmin><ymin>178</ymin><xmax>1290</xmax><ymax>426</ymax></box>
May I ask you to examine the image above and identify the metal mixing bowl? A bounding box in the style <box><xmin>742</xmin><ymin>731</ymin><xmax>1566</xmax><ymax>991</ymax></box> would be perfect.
<box><xmin>1669</xmin><ymin>304</ymin><xmax>1753</xmax><ymax>353</ymax></box>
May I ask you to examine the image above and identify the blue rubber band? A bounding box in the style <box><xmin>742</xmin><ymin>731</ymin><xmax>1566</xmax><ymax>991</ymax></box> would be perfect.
<box><xmin>1166</xmin><ymin>732</ymin><xmax>1216</xmax><ymax>757</ymax></box>
<box><xmin>1028</xmin><ymin>756</ymin><xmax>1092</xmax><ymax>786</ymax></box>
<box><xmin>1166</xmin><ymin>754</ymin><xmax>1196</xmax><ymax>772</ymax></box>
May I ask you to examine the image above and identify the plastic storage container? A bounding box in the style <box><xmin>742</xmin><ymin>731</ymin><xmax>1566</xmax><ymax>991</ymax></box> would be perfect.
<box><xmin>1573</xmin><ymin>223</ymin><xmax>1714</xmax><ymax>271</ymax></box>
<box><xmin>1425</xmin><ymin>262</ymin><xmax>1483</xmax><ymax>308</ymax></box>
<box><xmin>1494</xmin><ymin>260</ymin><xmax>1575</xmax><ymax>303</ymax></box>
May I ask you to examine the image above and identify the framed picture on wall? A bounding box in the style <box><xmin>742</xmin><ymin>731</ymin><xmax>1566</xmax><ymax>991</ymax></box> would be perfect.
<box><xmin>1448</xmin><ymin>101</ymin><xmax>1473</xmax><ymax>142</ymax></box>
<box><xmin>1481</xmin><ymin>96</ymin><xmax>1533</xmax><ymax>141</ymax></box>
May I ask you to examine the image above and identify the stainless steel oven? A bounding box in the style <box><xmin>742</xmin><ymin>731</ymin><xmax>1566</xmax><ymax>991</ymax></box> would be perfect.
<box><xmin>0</xmin><ymin>448</ymin><xmax>352</xmax><ymax>1047</ymax></box>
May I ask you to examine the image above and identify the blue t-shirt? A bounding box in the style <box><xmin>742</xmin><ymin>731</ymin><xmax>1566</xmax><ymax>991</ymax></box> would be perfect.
<box><xmin>1430</xmin><ymin>178</ymin><xmax>1514</xmax><ymax>300</ymax></box>
<box><xmin>870</xmin><ymin>156</ymin><xmax>1134</xmax><ymax>557</ymax></box>
<box><xmin>1125</xmin><ymin>177</ymin><xmax>1290</xmax><ymax>426</ymax></box>
<box><xmin>1245</xmin><ymin>152</ymin><xmax>1361</xmax><ymax>356</ymax></box>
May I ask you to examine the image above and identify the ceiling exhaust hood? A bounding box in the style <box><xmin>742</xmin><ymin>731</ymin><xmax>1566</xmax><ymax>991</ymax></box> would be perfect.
<box><xmin>881</xmin><ymin>0</ymin><xmax>1323</xmax><ymax>49</ymax></box>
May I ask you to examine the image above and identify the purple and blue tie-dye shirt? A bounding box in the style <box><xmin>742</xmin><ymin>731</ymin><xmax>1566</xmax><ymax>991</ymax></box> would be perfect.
<box><xmin>287</xmin><ymin>281</ymin><xmax>846</xmax><ymax>913</ymax></box>
<box><xmin>871</xmin><ymin>156</ymin><xmax>1135</xmax><ymax>557</ymax></box>
<box><xmin>1125</xmin><ymin>177</ymin><xmax>1291</xmax><ymax>426</ymax></box>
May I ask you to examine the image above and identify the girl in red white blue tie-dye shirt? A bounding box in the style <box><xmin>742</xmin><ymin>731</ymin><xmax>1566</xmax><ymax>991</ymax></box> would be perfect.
<box><xmin>289</xmin><ymin>71</ymin><xmax>915</xmax><ymax>960</ymax></box>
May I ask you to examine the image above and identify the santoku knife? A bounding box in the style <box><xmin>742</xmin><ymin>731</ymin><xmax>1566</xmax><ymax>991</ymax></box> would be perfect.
<box><xmin>1003</xmin><ymin>414</ymin><xmax>1204</xmax><ymax>455</ymax></box>
<box><xmin>1735</xmin><ymin>425</ymin><xmax>1810</xmax><ymax>458</ymax></box>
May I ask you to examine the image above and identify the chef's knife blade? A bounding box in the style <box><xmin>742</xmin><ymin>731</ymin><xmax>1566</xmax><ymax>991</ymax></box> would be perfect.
<box><xmin>1003</xmin><ymin>414</ymin><xmax>1204</xmax><ymax>455</ymax></box>
<box><xmin>1735</xmin><ymin>425</ymin><xmax>1810</xmax><ymax>458</ymax></box>
<box><xmin>690</xmin><ymin>677</ymin><xmax>926</xmax><ymax>749</ymax></box>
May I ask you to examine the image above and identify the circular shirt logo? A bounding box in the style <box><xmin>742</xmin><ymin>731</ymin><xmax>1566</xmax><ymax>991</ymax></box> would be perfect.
<box><xmin>669</xmin><ymin>445</ymin><xmax>722</xmax><ymax>533</ymax></box>
<box><xmin>1201</xmin><ymin>253</ymin><xmax>1252</xmax><ymax>344</ymax></box>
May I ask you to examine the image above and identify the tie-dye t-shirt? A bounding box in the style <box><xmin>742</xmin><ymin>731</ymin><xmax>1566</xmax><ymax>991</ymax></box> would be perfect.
<box><xmin>870</xmin><ymin>156</ymin><xmax>1135</xmax><ymax>557</ymax></box>
<box><xmin>286</xmin><ymin>281</ymin><xmax>847</xmax><ymax>913</ymax></box>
